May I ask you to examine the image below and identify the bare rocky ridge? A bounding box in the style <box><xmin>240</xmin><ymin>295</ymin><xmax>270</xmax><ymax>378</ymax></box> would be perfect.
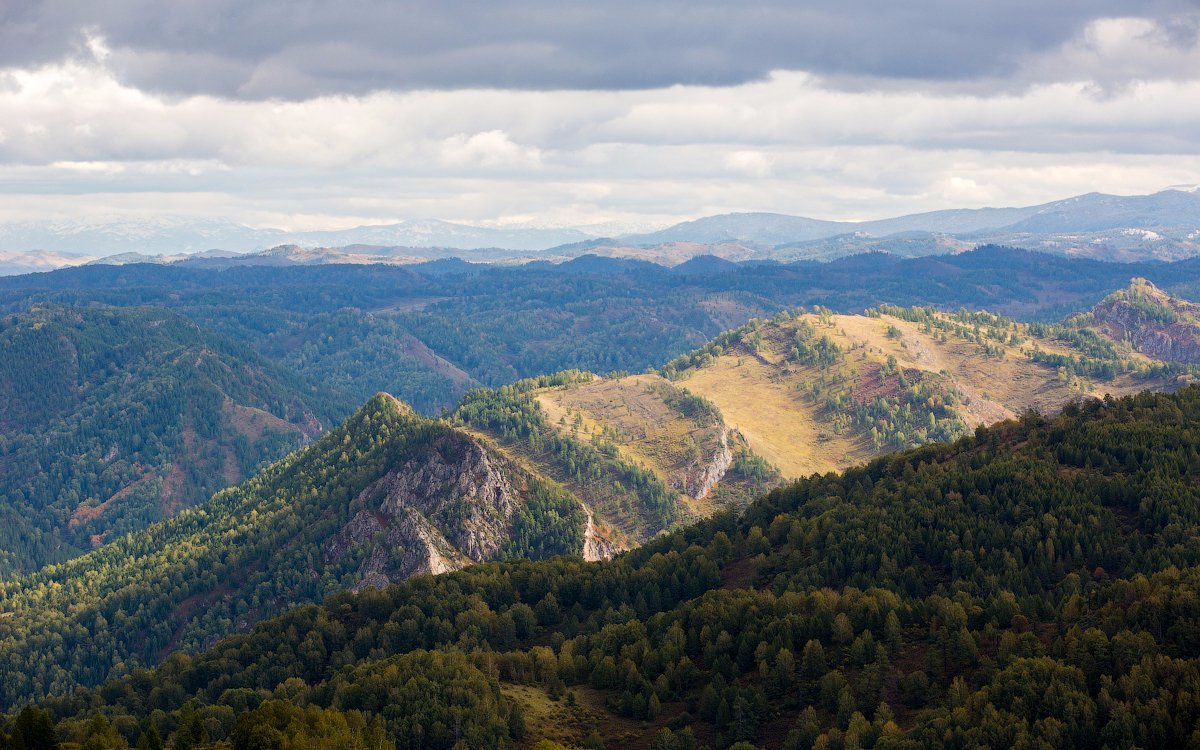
<box><xmin>1090</xmin><ymin>278</ymin><xmax>1200</xmax><ymax>364</ymax></box>
<box><xmin>324</xmin><ymin>430</ymin><xmax>530</xmax><ymax>589</ymax></box>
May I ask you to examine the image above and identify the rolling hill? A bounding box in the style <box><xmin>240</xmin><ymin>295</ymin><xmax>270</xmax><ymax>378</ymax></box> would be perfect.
<box><xmin>484</xmin><ymin>281</ymin><xmax>1195</xmax><ymax>488</ymax></box>
<box><xmin>663</xmin><ymin>295</ymin><xmax>1191</xmax><ymax>477</ymax></box>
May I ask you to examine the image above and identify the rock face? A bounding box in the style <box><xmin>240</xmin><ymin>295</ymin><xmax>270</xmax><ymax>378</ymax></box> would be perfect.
<box><xmin>1091</xmin><ymin>279</ymin><xmax>1200</xmax><ymax>364</ymax></box>
<box><xmin>672</xmin><ymin>426</ymin><xmax>734</xmax><ymax>501</ymax></box>
<box><xmin>580</xmin><ymin>505</ymin><xmax>621</xmax><ymax>562</ymax></box>
<box><xmin>325</xmin><ymin>429</ymin><xmax>532</xmax><ymax>590</ymax></box>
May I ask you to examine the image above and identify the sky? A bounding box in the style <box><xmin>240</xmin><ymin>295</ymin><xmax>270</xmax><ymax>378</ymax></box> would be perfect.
<box><xmin>2</xmin><ymin>0</ymin><xmax>1200</xmax><ymax>230</ymax></box>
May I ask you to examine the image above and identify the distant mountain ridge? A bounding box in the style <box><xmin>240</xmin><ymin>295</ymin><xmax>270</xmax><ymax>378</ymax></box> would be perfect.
<box><xmin>0</xmin><ymin>218</ymin><xmax>594</xmax><ymax>257</ymax></box>
<box><xmin>621</xmin><ymin>189</ymin><xmax>1200</xmax><ymax>246</ymax></box>
<box><xmin>1</xmin><ymin>188</ymin><xmax>1198</xmax><ymax>267</ymax></box>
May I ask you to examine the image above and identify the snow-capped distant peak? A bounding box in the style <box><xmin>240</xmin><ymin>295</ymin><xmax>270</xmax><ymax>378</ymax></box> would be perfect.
<box><xmin>1167</xmin><ymin>184</ymin><xmax>1200</xmax><ymax>194</ymax></box>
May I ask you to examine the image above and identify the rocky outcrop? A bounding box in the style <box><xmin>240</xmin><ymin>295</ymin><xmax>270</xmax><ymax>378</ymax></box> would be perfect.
<box><xmin>1091</xmin><ymin>279</ymin><xmax>1200</xmax><ymax>364</ymax></box>
<box><xmin>336</xmin><ymin>507</ymin><xmax>472</xmax><ymax>593</ymax></box>
<box><xmin>1121</xmin><ymin>325</ymin><xmax>1200</xmax><ymax>364</ymax></box>
<box><xmin>324</xmin><ymin>429</ymin><xmax>529</xmax><ymax>589</ymax></box>
<box><xmin>672</xmin><ymin>426</ymin><xmax>734</xmax><ymax>500</ymax></box>
<box><xmin>580</xmin><ymin>504</ymin><xmax>622</xmax><ymax>561</ymax></box>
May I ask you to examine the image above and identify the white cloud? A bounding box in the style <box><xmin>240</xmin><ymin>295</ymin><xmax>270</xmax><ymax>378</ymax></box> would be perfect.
<box><xmin>1020</xmin><ymin>16</ymin><xmax>1200</xmax><ymax>92</ymax></box>
<box><xmin>439</xmin><ymin>130</ymin><xmax>542</xmax><ymax>168</ymax></box>
<box><xmin>0</xmin><ymin>21</ymin><xmax>1198</xmax><ymax>228</ymax></box>
<box><xmin>724</xmin><ymin>151</ymin><xmax>773</xmax><ymax>177</ymax></box>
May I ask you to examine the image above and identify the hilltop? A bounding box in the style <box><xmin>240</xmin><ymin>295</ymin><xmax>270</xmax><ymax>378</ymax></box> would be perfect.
<box><xmin>1080</xmin><ymin>277</ymin><xmax>1200</xmax><ymax>363</ymax></box>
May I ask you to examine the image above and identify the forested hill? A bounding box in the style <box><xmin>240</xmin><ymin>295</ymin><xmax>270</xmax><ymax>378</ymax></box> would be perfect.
<box><xmin>0</xmin><ymin>391</ymin><xmax>609</xmax><ymax>707</ymax></box>
<box><xmin>0</xmin><ymin>305</ymin><xmax>332</xmax><ymax>576</ymax></box>
<box><xmin>9</xmin><ymin>386</ymin><xmax>1200</xmax><ymax>749</ymax></box>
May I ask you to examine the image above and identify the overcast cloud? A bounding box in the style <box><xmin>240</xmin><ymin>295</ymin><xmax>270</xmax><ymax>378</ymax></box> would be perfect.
<box><xmin>1</xmin><ymin>1</ymin><xmax>1199</xmax><ymax>229</ymax></box>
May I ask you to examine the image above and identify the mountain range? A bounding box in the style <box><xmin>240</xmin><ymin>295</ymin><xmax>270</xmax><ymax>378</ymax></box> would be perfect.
<box><xmin>2</xmin><ymin>187</ymin><xmax>1199</xmax><ymax>271</ymax></box>
<box><xmin>2</xmin><ymin>278</ymin><xmax>1197</xmax><ymax>706</ymax></box>
<box><xmin>5</xmin><ymin>322</ymin><xmax>1200</xmax><ymax>749</ymax></box>
<box><xmin>3</xmin><ymin>251</ymin><xmax>1200</xmax><ymax>748</ymax></box>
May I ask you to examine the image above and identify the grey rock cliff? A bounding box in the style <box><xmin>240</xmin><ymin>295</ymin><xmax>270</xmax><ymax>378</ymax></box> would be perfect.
<box><xmin>324</xmin><ymin>430</ymin><xmax>530</xmax><ymax>589</ymax></box>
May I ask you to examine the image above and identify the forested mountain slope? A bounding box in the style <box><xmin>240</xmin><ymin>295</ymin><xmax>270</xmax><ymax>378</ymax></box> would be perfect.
<box><xmin>0</xmin><ymin>305</ymin><xmax>329</xmax><ymax>576</ymax></box>
<box><xmin>9</xmin><ymin>386</ymin><xmax>1200</xmax><ymax>749</ymax></box>
<box><xmin>0</xmin><ymin>393</ymin><xmax>605</xmax><ymax>706</ymax></box>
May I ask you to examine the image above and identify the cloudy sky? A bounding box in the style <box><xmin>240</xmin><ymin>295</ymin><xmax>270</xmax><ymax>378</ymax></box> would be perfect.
<box><xmin>2</xmin><ymin>0</ymin><xmax>1200</xmax><ymax>230</ymax></box>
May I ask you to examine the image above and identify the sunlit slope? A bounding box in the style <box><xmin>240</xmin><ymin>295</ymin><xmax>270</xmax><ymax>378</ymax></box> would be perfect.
<box><xmin>535</xmin><ymin>373</ymin><xmax>776</xmax><ymax>519</ymax></box>
<box><xmin>455</xmin><ymin>373</ymin><xmax>781</xmax><ymax>551</ymax></box>
<box><xmin>668</xmin><ymin>305</ymin><xmax>1190</xmax><ymax>478</ymax></box>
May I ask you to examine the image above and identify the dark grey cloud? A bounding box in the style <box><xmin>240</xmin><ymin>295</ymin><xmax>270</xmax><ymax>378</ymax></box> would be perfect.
<box><xmin>2</xmin><ymin>0</ymin><xmax>1197</xmax><ymax>99</ymax></box>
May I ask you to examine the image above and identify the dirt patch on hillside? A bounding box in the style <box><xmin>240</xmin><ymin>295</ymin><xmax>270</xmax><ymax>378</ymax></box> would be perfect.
<box><xmin>850</xmin><ymin>362</ymin><xmax>904</xmax><ymax>403</ymax></box>
<box><xmin>69</xmin><ymin>467</ymin><xmax>154</xmax><ymax>529</ymax></box>
<box><xmin>160</xmin><ymin>461</ymin><xmax>187</xmax><ymax>515</ymax></box>
<box><xmin>159</xmin><ymin>584</ymin><xmax>234</xmax><ymax>660</ymax></box>
<box><xmin>402</xmin><ymin>333</ymin><xmax>474</xmax><ymax>387</ymax></box>
<box><xmin>225</xmin><ymin>400</ymin><xmax>303</xmax><ymax>442</ymax></box>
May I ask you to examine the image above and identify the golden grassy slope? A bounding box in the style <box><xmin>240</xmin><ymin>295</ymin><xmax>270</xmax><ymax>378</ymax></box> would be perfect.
<box><xmin>536</xmin><ymin>374</ymin><xmax>745</xmax><ymax>520</ymax></box>
<box><xmin>678</xmin><ymin>352</ymin><xmax>872</xmax><ymax>478</ymax></box>
<box><xmin>676</xmin><ymin>310</ymin><xmax>1179</xmax><ymax>479</ymax></box>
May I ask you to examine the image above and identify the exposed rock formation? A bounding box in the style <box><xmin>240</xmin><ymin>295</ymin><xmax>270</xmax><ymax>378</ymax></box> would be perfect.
<box><xmin>672</xmin><ymin>426</ymin><xmax>734</xmax><ymax>500</ymax></box>
<box><xmin>1091</xmin><ymin>278</ymin><xmax>1200</xmax><ymax>364</ymax></box>
<box><xmin>325</xmin><ymin>430</ymin><xmax>529</xmax><ymax>589</ymax></box>
<box><xmin>580</xmin><ymin>504</ymin><xmax>621</xmax><ymax>561</ymax></box>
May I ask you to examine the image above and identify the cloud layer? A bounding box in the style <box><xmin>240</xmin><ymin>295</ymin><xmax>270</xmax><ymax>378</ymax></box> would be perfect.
<box><xmin>1</xmin><ymin>2</ymin><xmax>1199</xmax><ymax>229</ymax></box>
<box><xmin>6</xmin><ymin>1</ymin><xmax>1197</xmax><ymax>98</ymax></box>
